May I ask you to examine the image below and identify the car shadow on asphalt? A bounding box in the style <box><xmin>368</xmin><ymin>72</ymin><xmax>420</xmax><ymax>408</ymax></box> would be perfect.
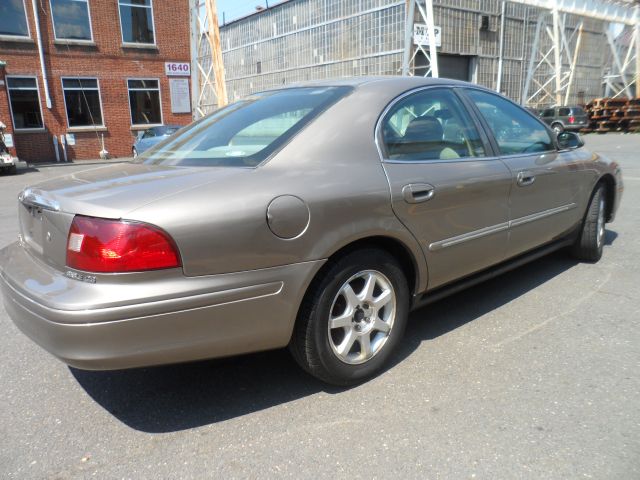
<box><xmin>0</xmin><ymin>167</ymin><xmax>38</xmax><ymax>176</ymax></box>
<box><xmin>70</xmin><ymin>232</ymin><xmax>618</xmax><ymax>433</ymax></box>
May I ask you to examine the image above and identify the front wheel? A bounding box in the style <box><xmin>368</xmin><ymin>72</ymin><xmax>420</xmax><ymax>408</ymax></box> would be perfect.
<box><xmin>290</xmin><ymin>249</ymin><xmax>409</xmax><ymax>386</ymax></box>
<box><xmin>572</xmin><ymin>184</ymin><xmax>606</xmax><ymax>262</ymax></box>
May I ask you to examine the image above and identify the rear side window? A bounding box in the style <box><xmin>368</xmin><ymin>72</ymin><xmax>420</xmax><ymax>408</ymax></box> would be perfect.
<box><xmin>140</xmin><ymin>87</ymin><xmax>350</xmax><ymax>167</ymax></box>
<box><xmin>381</xmin><ymin>88</ymin><xmax>485</xmax><ymax>161</ymax></box>
<box><xmin>465</xmin><ymin>89</ymin><xmax>554</xmax><ymax>155</ymax></box>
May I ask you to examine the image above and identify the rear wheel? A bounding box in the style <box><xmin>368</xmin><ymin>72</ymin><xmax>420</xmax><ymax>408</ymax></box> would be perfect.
<box><xmin>290</xmin><ymin>248</ymin><xmax>409</xmax><ymax>386</ymax></box>
<box><xmin>132</xmin><ymin>147</ymin><xmax>138</xmax><ymax>159</ymax></box>
<box><xmin>552</xmin><ymin>122</ymin><xmax>564</xmax><ymax>134</ymax></box>
<box><xmin>572</xmin><ymin>184</ymin><xmax>606</xmax><ymax>262</ymax></box>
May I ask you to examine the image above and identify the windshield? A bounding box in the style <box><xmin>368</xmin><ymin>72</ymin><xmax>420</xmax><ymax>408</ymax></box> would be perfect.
<box><xmin>138</xmin><ymin>86</ymin><xmax>351</xmax><ymax>167</ymax></box>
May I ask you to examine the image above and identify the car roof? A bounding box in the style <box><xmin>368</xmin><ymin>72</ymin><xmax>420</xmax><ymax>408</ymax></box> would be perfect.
<box><xmin>264</xmin><ymin>76</ymin><xmax>491</xmax><ymax>93</ymax></box>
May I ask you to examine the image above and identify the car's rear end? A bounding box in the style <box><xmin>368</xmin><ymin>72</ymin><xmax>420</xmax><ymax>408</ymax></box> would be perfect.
<box><xmin>560</xmin><ymin>106</ymin><xmax>589</xmax><ymax>131</ymax></box>
<box><xmin>0</xmin><ymin>165</ymin><xmax>320</xmax><ymax>370</ymax></box>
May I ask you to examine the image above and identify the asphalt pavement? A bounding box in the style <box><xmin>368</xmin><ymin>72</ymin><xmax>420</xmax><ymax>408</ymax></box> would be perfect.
<box><xmin>0</xmin><ymin>134</ymin><xmax>638</xmax><ymax>479</ymax></box>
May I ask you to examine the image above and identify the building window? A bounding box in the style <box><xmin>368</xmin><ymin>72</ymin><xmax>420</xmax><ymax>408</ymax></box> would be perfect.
<box><xmin>118</xmin><ymin>0</ymin><xmax>155</xmax><ymax>45</ymax></box>
<box><xmin>50</xmin><ymin>0</ymin><xmax>93</xmax><ymax>41</ymax></box>
<box><xmin>0</xmin><ymin>0</ymin><xmax>30</xmax><ymax>38</ymax></box>
<box><xmin>6</xmin><ymin>77</ymin><xmax>44</xmax><ymax>130</ymax></box>
<box><xmin>127</xmin><ymin>79</ymin><xmax>162</xmax><ymax>125</ymax></box>
<box><xmin>62</xmin><ymin>78</ymin><xmax>104</xmax><ymax>128</ymax></box>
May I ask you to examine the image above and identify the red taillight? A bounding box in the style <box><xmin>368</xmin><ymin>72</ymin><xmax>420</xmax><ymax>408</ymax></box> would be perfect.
<box><xmin>66</xmin><ymin>216</ymin><xmax>181</xmax><ymax>273</ymax></box>
<box><xmin>569</xmin><ymin>115</ymin><xmax>575</xmax><ymax>124</ymax></box>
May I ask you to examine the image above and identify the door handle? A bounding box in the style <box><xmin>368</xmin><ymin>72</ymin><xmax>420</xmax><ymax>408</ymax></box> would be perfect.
<box><xmin>517</xmin><ymin>171</ymin><xmax>536</xmax><ymax>187</ymax></box>
<box><xmin>402</xmin><ymin>183</ymin><xmax>435</xmax><ymax>204</ymax></box>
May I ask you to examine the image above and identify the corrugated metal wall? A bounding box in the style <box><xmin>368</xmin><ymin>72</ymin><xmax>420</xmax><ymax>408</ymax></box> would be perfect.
<box><xmin>219</xmin><ymin>0</ymin><xmax>611</xmax><ymax>106</ymax></box>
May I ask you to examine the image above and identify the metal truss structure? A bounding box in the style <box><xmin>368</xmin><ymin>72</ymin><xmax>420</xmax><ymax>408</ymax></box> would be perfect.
<box><xmin>402</xmin><ymin>0</ymin><xmax>439</xmax><ymax>77</ymax></box>
<box><xmin>603</xmin><ymin>20</ymin><xmax>640</xmax><ymax>98</ymax></box>
<box><xmin>190</xmin><ymin>0</ymin><xmax>228</xmax><ymax>119</ymax></box>
<box><xmin>402</xmin><ymin>0</ymin><xmax>640</xmax><ymax>105</ymax></box>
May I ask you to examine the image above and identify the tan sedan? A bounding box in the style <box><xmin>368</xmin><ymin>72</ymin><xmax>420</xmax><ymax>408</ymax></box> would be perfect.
<box><xmin>0</xmin><ymin>77</ymin><xmax>623</xmax><ymax>385</ymax></box>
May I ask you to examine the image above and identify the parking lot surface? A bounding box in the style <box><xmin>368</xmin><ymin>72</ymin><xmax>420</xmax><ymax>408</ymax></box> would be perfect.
<box><xmin>0</xmin><ymin>134</ymin><xmax>638</xmax><ymax>479</ymax></box>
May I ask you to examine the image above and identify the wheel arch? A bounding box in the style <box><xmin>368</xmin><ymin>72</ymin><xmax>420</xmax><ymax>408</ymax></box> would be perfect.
<box><xmin>598</xmin><ymin>173</ymin><xmax>616</xmax><ymax>222</ymax></box>
<box><xmin>325</xmin><ymin>236</ymin><xmax>421</xmax><ymax>296</ymax></box>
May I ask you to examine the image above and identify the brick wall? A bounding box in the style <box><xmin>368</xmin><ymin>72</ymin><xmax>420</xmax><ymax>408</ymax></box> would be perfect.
<box><xmin>0</xmin><ymin>0</ymin><xmax>191</xmax><ymax>162</ymax></box>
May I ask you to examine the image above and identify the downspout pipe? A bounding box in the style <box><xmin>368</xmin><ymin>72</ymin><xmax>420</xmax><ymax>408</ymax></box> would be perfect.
<box><xmin>31</xmin><ymin>0</ymin><xmax>52</xmax><ymax>109</ymax></box>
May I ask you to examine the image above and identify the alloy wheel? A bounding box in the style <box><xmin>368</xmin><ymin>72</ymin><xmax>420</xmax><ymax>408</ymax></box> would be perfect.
<box><xmin>327</xmin><ymin>270</ymin><xmax>396</xmax><ymax>365</ymax></box>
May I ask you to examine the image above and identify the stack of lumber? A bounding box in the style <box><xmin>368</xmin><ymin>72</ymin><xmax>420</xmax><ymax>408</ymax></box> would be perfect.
<box><xmin>582</xmin><ymin>98</ymin><xmax>640</xmax><ymax>133</ymax></box>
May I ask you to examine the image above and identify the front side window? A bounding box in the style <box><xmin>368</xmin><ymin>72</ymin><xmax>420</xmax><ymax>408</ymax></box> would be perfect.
<box><xmin>139</xmin><ymin>86</ymin><xmax>351</xmax><ymax>167</ymax></box>
<box><xmin>0</xmin><ymin>0</ymin><xmax>29</xmax><ymax>37</ymax></box>
<box><xmin>7</xmin><ymin>77</ymin><xmax>43</xmax><ymax>130</ymax></box>
<box><xmin>50</xmin><ymin>0</ymin><xmax>92</xmax><ymax>41</ymax></box>
<box><xmin>62</xmin><ymin>78</ymin><xmax>103</xmax><ymax>127</ymax></box>
<box><xmin>466</xmin><ymin>89</ymin><xmax>554</xmax><ymax>155</ymax></box>
<box><xmin>128</xmin><ymin>79</ymin><xmax>161</xmax><ymax>126</ymax></box>
<box><xmin>119</xmin><ymin>0</ymin><xmax>155</xmax><ymax>45</ymax></box>
<box><xmin>382</xmin><ymin>88</ymin><xmax>486</xmax><ymax>161</ymax></box>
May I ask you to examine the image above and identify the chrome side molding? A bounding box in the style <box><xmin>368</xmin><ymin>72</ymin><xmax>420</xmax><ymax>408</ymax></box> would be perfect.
<box><xmin>429</xmin><ymin>203</ymin><xmax>577</xmax><ymax>251</ymax></box>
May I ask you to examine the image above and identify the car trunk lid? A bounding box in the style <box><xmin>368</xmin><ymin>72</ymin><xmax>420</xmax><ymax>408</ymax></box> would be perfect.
<box><xmin>17</xmin><ymin>162</ymin><xmax>251</xmax><ymax>271</ymax></box>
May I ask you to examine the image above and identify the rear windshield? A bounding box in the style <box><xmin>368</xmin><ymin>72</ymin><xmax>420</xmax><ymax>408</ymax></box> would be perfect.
<box><xmin>571</xmin><ymin>107</ymin><xmax>586</xmax><ymax>115</ymax></box>
<box><xmin>138</xmin><ymin>87</ymin><xmax>351</xmax><ymax>167</ymax></box>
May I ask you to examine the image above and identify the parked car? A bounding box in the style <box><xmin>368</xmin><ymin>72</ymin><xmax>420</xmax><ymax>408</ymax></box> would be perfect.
<box><xmin>0</xmin><ymin>78</ymin><xmax>623</xmax><ymax>386</ymax></box>
<box><xmin>0</xmin><ymin>121</ymin><xmax>18</xmax><ymax>175</ymax></box>
<box><xmin>540</xmin><ymin>106</ymin><xmax>589</xmax><ymax>133</ymax></box>
<box><xmin>132</xmin><ymin>125</ymin><xmax>181</xmax><ymax>157</ymax></box>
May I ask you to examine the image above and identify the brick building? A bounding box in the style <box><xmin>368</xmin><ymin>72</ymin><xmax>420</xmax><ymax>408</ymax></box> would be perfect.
<box><xmin>0</xmin><ymin>0</ymin><xmax>192</xmax><ymax>162</ymax></box>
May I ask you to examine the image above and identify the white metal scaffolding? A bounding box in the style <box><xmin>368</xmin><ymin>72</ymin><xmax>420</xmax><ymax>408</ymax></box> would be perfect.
<box><xmin>401</xmin><ymin>0</ymin><xmax>439</xmax><ymax>78</ymax></box>
<box><xmin>190</xmin><ymin>0</ymin><xmax>227</xmax><ymax>119</ymax></box>
<box><xmin>401</xmin><ymin>0</ymin><xmax>639</xmax><ymax>105</ymax></box>
<box><xmin>517</xmin><ymin>0</ymin><xmax>639</xmax><ymax>105</ymax></box>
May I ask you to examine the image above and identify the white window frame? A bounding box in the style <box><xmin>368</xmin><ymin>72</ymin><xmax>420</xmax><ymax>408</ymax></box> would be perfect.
<box><xmin>60</xmin><ymin>77</ymin><xmax>105</xmax><ymax>129</ymax></box>
<box><xmin>49</xmin><ymin>0</ymin><xmax>94</xmax><ymax>43</ymax></box>
<box><xmin>126</xmin><ymin>78</ymin><xmax>163</xmax><ymax>127</ymax></box>
<box><xmin>117</xmin><ymin>0</ymin><xmax>157</xmax><ymax>47</ymax></box>
<box><xmin>0</xmin><ymin>0</ymin><xmax>31</xmax><ymax>40</ymax></box>
<box><xmin>6</xmin><ymin>75</ymin><xmax>45</xmax><ymax>132</ymax></box>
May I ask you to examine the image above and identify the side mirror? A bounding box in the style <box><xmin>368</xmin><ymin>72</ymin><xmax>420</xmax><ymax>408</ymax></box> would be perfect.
<box><xmin>557</xmin><ymin>131</ymin><xmax>584</xmax><ymax>150</ymax></box>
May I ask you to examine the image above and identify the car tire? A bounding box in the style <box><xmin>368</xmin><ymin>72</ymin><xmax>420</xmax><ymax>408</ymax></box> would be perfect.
<box><xmin>8</xmin><ymin>165</ymin><xmax>16</xmax><ymax>175</ymax></box>
<box><xmin>290</xmin><ymin>248</ymin><xmax>409</xmax><ymax>386</ymax></box>
<box><xmin>552</xmin><ymin>122</ymin><xmax>564</xmax><ymax>134</ymax></box>
<box><xmin>132</xmin><ymin>148</ymin><xmax>138</xmax><ymax>159</ymax></box>
<box><xmin>572</xmin><ymin>184</ymin><xmax>606</xmax><ymax>262</ymax></box>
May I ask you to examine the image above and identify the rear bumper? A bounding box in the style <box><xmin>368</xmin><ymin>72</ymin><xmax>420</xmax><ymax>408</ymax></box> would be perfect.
<box><xmin>564</xmin><ymin>124</ymin><xmax>586</xmax><ymax>131</ymax></box>
<box><xmin>0</xmin><ymin>241</ymin><xmax>324</xmax><ymax>370</ymax></box>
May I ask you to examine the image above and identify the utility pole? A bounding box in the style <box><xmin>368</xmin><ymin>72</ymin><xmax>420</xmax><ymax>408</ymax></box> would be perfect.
<box><xmin>205</xmin><ymin>0</ymin><xmax>228</xmax><ymax>107</ymax></box>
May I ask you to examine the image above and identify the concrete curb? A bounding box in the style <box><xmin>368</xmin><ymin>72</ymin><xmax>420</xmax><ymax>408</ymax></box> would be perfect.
<box><xmin>25</xmin><ymin>158</ymin><xmax>133</xmax><ymax>169</ymax></box>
